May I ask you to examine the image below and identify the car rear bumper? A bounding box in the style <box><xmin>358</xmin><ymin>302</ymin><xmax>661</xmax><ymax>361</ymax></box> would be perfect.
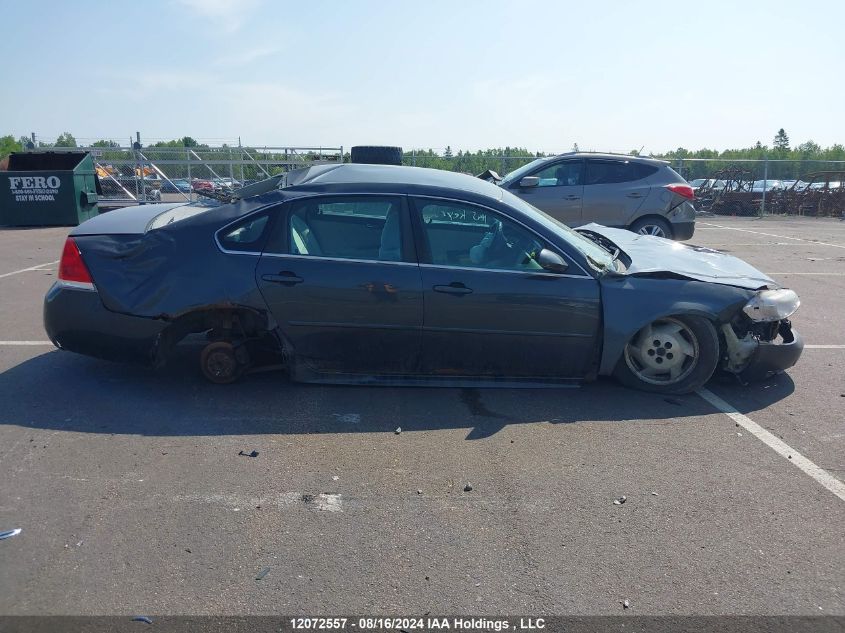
<box><xmin>43</xmin><ymin>282</ymin><xmax>167</xmax><ymax>364</ymax></box>
<box><xmin>739</xmin><ymin>322</ymin><xmax>804</xmax><ymax>382</ymax></box>
<box><xmin>670</xmin><ymin>220</ymin><xmax>695</xmax><ymax>240</ymax></box>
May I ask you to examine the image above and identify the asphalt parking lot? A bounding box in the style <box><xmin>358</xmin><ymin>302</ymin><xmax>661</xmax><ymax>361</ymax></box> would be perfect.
<box><xmin>0</xmin><ymin>215</ymin><xmax>843</xmax><ymax>616</ymax></box>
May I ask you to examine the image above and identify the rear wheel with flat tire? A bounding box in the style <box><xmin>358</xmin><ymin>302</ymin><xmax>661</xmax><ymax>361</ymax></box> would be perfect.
<box><xmin>630</xmin><ymin>216</ymin><xmax>673</xmax><ymax>239</ymax></box>
<box><xmin>614</xmin><ymin>315</ymin><xmax>719</xmax><ymax>394</ymax></box>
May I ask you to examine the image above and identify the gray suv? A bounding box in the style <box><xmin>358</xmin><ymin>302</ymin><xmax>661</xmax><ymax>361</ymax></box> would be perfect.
<box><xmin>499</xmin><ymin>153</ymin><xmax>696</xmax><ymax>240</ymax></box>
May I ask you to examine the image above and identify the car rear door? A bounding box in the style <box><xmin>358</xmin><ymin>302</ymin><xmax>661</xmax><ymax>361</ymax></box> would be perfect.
<box><xmin>254</xmin><ymin>195</ymin><xmax>424</xmax><ymax>375</ymax></box>
<box><xmin>410</xmin><ymin>197</ymin><xmax>601</xmax><ymax>379</ymax></box>
<box><xmin>508</xmin><ymin>159</ymin><xmax>584</xmax><ymax>225</ymax></box>
<box><xmin>581</xmin><ymin>159</ymin><xmax>655</xmax><ymax>227</ymax></box>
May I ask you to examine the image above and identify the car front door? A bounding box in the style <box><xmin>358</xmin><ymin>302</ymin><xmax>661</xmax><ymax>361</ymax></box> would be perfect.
<box><xmin>254</xmin><ymin>195</ymin><xmax>424</xmax><ymax>375</ymax></box>
<box><xmin>410</xmin><ymin>197</ymin><xmax>601</xmax><ymax>379</ymax></box>
<box><xmin>508</xmin><ymin>159</ymin><xmax>584</xmax><ymax>225</ymax></box>
<box><xmin>581</xmin><ymin>159</ymin><xmax>654</xmax><ymax>227</ymax></box>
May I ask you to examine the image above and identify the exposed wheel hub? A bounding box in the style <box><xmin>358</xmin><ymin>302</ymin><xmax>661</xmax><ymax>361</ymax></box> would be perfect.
<box><xmin>206</xmin><ymin>349</ymin><xmax>237</xmax><ymax>379</ymax></box>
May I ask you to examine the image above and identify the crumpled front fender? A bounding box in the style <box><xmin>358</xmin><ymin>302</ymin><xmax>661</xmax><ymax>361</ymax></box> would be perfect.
<box><xmin>598</xmin><ymin>274</ymin><xmax>753</xmax><ymax>376</ymax></box>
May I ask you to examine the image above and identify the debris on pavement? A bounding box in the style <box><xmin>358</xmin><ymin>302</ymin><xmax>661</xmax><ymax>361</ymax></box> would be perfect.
<box><xmin>238</xmin><ymin>450</ymin><xmax>259</xmax><ymax>458</ymax></box>
<box><xmin>622</xmin><ymin>599</ymin><xmax>630</xmax><ymax>609</ymax></box>
<box><xmin>464</xmin><ymin>483</ymin><xmax>473</xmax><ymax>492</ymax></box>
<box><xmin>613</xmin><ymin>496</ymin><xmax>627</xmax><ymax>505</ymax></box>
<box><xmin>417</xmin><ymin>489</ymin><xmax>423</xmax><ymax>495</ymax></box>
<box><xmin>301</xmin><ymin>493</ymin><xmax>343</xmax><ymax>512</ymax></box>
<box><xmin>132</xmin><ymin>616</ymin><xmax>153</xmax><ymax>624</ymax></box>
<box><xmin>395</xmin><ymin>427</ymin><xmax>402</xmax><ymax>434</ymax></box>
<box><xmin>331</xmin><ymin>476</ymin><xmax>339</xmax><ymax>481</ymax></box>
<box><xmin>255</xmin><ymin>567</ymin><xmax>271</xmax><ymax>580</ymax></box>
<box><xmin>651</xmin><ymin>492</ymin><xmax>659</xmax><ymax>496</ymax></box>
<box><xmin>0</xmin><ymin>529</ymin><xmax>21</xmax><ymax>540</ymax></box>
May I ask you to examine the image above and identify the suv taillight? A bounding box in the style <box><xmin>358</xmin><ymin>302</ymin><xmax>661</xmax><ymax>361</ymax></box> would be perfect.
<box><xmin>665</xmin><ymin>184</ymin><xmax>695</xmax><ymax>200</ymax></box>
<box><xmin>58</xmin><ymin>238</ymin><xmax>93</xmax><ymax>284</ymax></box>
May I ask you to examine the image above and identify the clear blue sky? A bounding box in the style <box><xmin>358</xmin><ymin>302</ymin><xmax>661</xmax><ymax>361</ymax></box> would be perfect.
<box><xmin>1</xmin><ymin>0</ymin><xmax>841</xmax><ymax>153</ymax></box>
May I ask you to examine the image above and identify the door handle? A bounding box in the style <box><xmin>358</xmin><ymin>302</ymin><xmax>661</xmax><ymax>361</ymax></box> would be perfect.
<box><xmin>262</xmin><ymin>271</ymin><xmax>303</xmax><ymax>285</ymax></box>
<box><xmin>433</xmin><ymin>283</ymin><xmax>473</xmax><ymax>296</ymax></box>
<box><xmin>626</xmin><ymin>192</ymin><xmax>645</xmax><ymax>198</ymax></box>
<box><xmin>563</xmin><ymin>195</ymin><xmax>581</xmax><ymax>200</ymax></box>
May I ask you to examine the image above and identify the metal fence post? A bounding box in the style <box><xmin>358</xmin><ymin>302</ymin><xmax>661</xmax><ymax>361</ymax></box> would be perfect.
<box><xmin>761</xmin><ymin>157</ymin><xmax>768</xmax><ymax>217</ymax></box>
<box><xmin>238</xmin><ymin>138</ymin><xmax>245</xmax><ymax>184</ymax></box>
<box><xmin>186</xmin><ymin>148</ymin><xmax>192</xmax><ymax>202</ymax></box>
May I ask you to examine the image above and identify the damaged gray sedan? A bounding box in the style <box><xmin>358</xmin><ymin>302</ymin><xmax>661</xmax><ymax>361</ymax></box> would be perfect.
<box><xmin>43</xmin><ymin>164</ymin><xmax>803</xmax><ymax>394</ymax></box>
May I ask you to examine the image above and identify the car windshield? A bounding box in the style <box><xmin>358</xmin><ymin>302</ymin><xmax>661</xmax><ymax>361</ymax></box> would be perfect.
<box><xmin>500</xmin><ymin>158</ymin><xmax>552</xmax><ymax>185</ymax></box>
<box><xmin>500</xmin><ymin>189</ymin><xmax>616</xmax><ymax>272</ymax></box>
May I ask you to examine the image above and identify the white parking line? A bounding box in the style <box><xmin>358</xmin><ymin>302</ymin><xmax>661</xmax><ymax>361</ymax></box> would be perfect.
<box><xmin>0</xmin><ymin>341</ymin><xmax>54</xmax><ymax>346</ymax></box>
<box><xmin>804</xmin><ymin>344</ymin><xmax>845</xmax><ymax>349</ymax></box>
<box><xmin>0</xmin><ymin>260</ymin><xmax>59</xmax><ymax>280</ymax></box>
<box><xmin>766</xmin><ymin>273</ymin><xmax>845</xmax><ymax>276</ymax></box>
<box><xmin>697</xmin><ymin>388</ymin><xmax>845</xmax><ymax>502</ymax></box>
<box><xmin>698</xmin><ymin>223</ymin><xmax>845</xmax><ymax>249</ymax></box>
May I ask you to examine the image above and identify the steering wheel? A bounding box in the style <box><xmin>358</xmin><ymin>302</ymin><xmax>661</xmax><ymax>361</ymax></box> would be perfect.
<box><xmin>490</xmin><ymin>218</ymin><xmax>533</xmax><ymax>266</ymax></box>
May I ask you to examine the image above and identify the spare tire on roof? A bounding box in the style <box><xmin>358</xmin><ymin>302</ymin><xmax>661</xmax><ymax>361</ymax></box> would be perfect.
<box><xmin>350</xmin><ymin>145</ymin><xmax>403</xmax><ymax>166</ymax></box>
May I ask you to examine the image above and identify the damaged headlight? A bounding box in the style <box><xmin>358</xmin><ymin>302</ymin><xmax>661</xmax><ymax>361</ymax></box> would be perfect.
<box><xmin>742</xmin><ymin>288</ymin><xmax>800</xmax><ymax>322</ymax></box>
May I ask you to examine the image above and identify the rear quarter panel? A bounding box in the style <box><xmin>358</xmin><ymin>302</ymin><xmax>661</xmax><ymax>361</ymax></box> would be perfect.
<box><xmin>75</xmin><ymin>218</ymin><xmax>269</xmax><ymax>320</ymax></box>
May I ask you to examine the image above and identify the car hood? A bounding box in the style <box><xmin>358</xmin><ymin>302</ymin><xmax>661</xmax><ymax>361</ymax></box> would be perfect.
<box><xmin>578</xmin><ymin>224</ymin><xmax>776</xmax><ymax>290</ymax></box>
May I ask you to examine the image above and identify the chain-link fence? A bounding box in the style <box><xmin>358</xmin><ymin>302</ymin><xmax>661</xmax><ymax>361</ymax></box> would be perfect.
<box><xmin>22</xmin><ymin>142</ymin><xmax>845</xmax><ymax>217</ymax></box>
<box><xmin>34</xmin><ymin>144</ymin><xmax>343</xmax><ymax>207</ymax></box>
<box><xmin>667</xmin><ymin>158</ymin><xmax>845</xmax><ymax>217</ymax></box>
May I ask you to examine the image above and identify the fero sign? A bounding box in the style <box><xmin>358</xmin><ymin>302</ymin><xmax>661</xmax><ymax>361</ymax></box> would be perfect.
<box><xmin>9</xmin><ymin>175</ymin><xmax>63</xmax><ymax>202</ymax></box>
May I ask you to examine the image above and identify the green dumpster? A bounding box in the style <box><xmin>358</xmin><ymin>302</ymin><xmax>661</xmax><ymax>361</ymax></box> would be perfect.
<box><xmin>0</xmin><ymin>151</ymin><xmax>102</xmax><ymax>226</ymax></box>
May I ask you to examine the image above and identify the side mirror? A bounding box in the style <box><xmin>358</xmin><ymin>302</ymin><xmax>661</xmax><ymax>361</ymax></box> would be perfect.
<box><xmin>519</xmin><ymin>176</ymin><xmax>540</xmax><ymax>188</ymax></box>
<box><xmin>537</xmin><ymin>248</ymin><xmax>569</xmax><ymax>274</ymax></box>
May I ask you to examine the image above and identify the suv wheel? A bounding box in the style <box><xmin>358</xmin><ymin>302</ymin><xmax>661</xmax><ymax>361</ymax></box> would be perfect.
<box><xmin>630</xmin><ymin>217</ymin><xmax>672</xmax><ymax>239</ymax></box>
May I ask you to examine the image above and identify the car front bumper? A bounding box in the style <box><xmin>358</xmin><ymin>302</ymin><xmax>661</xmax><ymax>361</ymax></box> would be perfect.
<box><xmin>44</xmin><ymin>282</ymin><xmax>167</xmax><ymax>364</ymax></box>
<box><xmin>739</xmin><ymin>321</ymin><xmax>804</xmax><ymax>382</ymax></box>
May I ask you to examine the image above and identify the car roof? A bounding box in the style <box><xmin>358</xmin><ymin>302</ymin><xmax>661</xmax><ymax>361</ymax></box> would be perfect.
<box><xmin>543</xmin><ymin>152</ymin><xmax>669</xmax><ymax>166</ymax></box>
<box><xmin>284</xmin><ymin>163</ymin><xmax>505</xmax><ymax>201</ymax></box>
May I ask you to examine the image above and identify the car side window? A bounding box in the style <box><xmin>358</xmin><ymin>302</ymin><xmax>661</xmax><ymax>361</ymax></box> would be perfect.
<box><xmin>532</xmin><ymin>161</ymin><xmax>583</xmax><ymax>187</ymax></box>
<box><xmin>283</xmin><ymin>196</ymin><xmax>403</xmax><ymax>262</ymax></box>
<box><xmin>415</xmin><ymin>200</ymin><xmax>544</xmax><ymax>272</ymax></box>
<box><xmin>217</xmin><ymin>213</ymin><xmax>270</xmax><ymax>252</ymax></box>
<box><xmin>585</xmin><ymin>160</ymin><xmax>658</xmax><ymax>185</ymax></box>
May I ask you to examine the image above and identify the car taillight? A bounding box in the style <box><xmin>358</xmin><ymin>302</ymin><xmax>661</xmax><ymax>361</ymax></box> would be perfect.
<box><xmin>58</xmin><ymin>238</ymin><xmax>93</xmax><ymax>284</ymax></box>
<box><xmin>665</xmin><ymin>184</ymin><xmax>695</xmax><ymax>200</ymax></box>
